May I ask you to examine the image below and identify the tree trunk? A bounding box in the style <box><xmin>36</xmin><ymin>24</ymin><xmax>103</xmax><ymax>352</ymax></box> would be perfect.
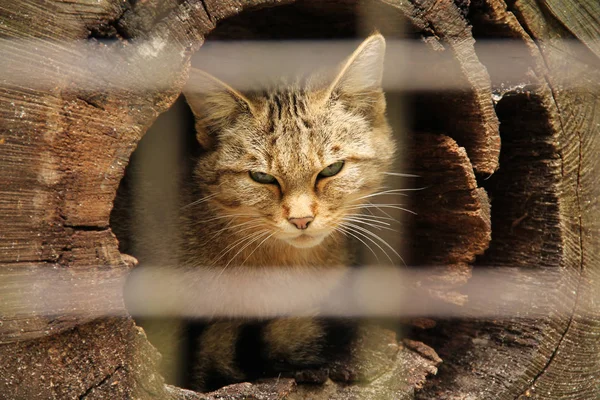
<box><xmin>1</xmin><ymin>0</ymin><xmax>598</xmax><ymax>399</ymax></box>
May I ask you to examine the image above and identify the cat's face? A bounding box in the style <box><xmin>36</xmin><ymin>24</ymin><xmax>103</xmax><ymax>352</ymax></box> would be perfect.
<box><xmin>186</xmin><ymin>35</ymin><xmax>395</xmax><ymax>249</ymax></box>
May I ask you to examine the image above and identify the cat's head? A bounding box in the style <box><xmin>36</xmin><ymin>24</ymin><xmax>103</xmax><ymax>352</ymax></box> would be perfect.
<box><xmin>184</xmin><ymin>34</ymin><xmax>395</xmax><ymax>249</ymax></box>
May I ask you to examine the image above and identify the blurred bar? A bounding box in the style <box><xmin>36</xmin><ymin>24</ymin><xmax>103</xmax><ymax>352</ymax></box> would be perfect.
<box><xmin>0</xmin><ymin>39</ymin><xmax>597</xmax><ymax>92</ymax></box>
<box><xmin>0</xmin><ymin>264</ymin><xmax>568</xmax><ymax>320</ymax></box>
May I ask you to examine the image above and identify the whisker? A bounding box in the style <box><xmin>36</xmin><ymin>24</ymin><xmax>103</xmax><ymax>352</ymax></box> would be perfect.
<box><xmin>365</xmin><ymin>205</ymin><xmax>417</xmax><ymax>215</ymax></box>
<box><xmin>341</xmin><ymin>223</ymin><xmax>391</xmax><ymax>264</ymax></box>
<box><xmin>181</xmin><ymin>193</ymin><xmax>218</xmax><ymax>209</ymax></box>
<box><xmin>342</xmin><ymin>217</ymin><xmax>397</xmax><ymax>232</ymax></box>
<box><xmin>362</xmin><ymin>192</ymin><xmax>409</xmax><ymax>200</ymax></box>
<box><xmin>206</xmin><ymin>218</ymin><xmax>235</xmax><ymax>241</ymax></box>
<box><xmin>355</xmin><ymin>188</ymin><xmax>426</xmax><ymax>201</ymax></box>
<box><xmin>357</xmin><ymin>203</ymin><xmax>411</xmax><ymax>208</ymax></box>
<box><xmin>346</xmin><ymin>204</ymin><xmax>417</xmax><ymax>216</ymax></box>
<box><xmin>344</xmin><ymin>213</ymin><xmax>397</xmax><ymax>222</ymax></box>
<box><xmin>201</xmin><ymin>219</ymin><xmax>262</xmax><ymax>246</ymax></box>
<box><xmin>337</xmin><ymin>225</ymin><xmax>381</xmax><ymax>263</ymax></box>
<box><xmin>331</xmin><ymin>226</ymin><xmax>348</xmax><ymax>240</ymax></box>
<box><xmin>389</xmin><ymin>187</ymin><xmax>427</xmax><ymax>191</ymax></box>
<box><xmin>327</xmin><ymin>225</ymin><xmax>344</xmax><ymax>244</ymax></box>
<box><xmin>211</xmin><ymin>228</ymin><xmax>269</xmax><ymax>265</ymax></box>
<box><xmin>209</xmin><ymin>220</ymin><xmax>258</xmax><ymax>238</ymax></box>
<box><xmin>331</xmin><ymin>227</ymin><xmax>349</xmax><ymax>245</ymax></box>
<box><xmin>368</xmin><ymin>202</ymin><xmax>395</xmax><ymax>220</ymax></box>
<box><xmin>241</xmin><ymin>232</ymin><xmax>276</xmax><ymax>266</ymax></box>
<box><xmin>348</xmin><ymin>201</ymin><xmax>396</xmax><ymax>220</ymax></box>
<box><xmin>200</xmin><ymin>213</ymin><xmax>258</xmax><ymax>223</ymax></box>
<box><xmin>204</xmin><ymin>220</ymin><xmax>266</xmax><ymax>245</ymax></box>
<box><xmin>343</xmin><ymin>222</ymin><xmax>405</xmax><ymax>266</ymax></box>
<box><xmin>384</xmin><ymin>172</ymin><xmax>420</xmax><ymax>178</ymax></box>
<box><xmin>222</xmin><ymin>230</ymin><xmax>271</xmax><ymax>272</ymax></box>
<box><xmin>343</xmin><ymin>215</ymin><xmax>391</xmax><ymax>227</ymax></box>
<box><xmin>344</xmin><ymin>213</ymin><xmax>394</xmax><ymax>223</ymax></box>
<box><xmin>364</xmin><ymin>206</ymin><xmax>376</xmax><ymax>216</ymax></box>
<box><xmin>211</xmin><ymin>236</ymin><xmax>253</xmax><ymax>265</ymax></box>
<box><xmin>223</xmin><ymin>223</ymin><xmax>268</xmax><ymax>239</ymax></box>
<box><xmin>355</xmin><ymin>192</ymin><xmax>407</xmax><ymax>202</ymax></box>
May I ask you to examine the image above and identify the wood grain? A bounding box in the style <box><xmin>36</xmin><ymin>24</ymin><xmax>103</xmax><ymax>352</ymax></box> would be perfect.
<box><xmin>415</xmin><ymin>0</ymin><xmax>600</xmax><ymax>398</ymax></box>
<box><xmin>0</xmin><ymin>0</ymin><xmax>212</xmax><ymax>398</ymax></box>
<box><xmin>541</xmin><ymin>0</ymin><xmax>600</xmax><ymax>60</ymax></box>
<box><xmin>4</xmin><ymin>0</ymin><xmax>595</xmax><ymax>398</ymax></box>
<box><xmin>384</xmin><ymin>0</ymin><xmax>501</xmax><ymax>175</ymax></box>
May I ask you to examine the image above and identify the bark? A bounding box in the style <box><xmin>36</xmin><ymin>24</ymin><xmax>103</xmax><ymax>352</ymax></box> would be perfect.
<box><xmin>0</xmin><ymin>0</ymin><xmax>211</xmax><ymax>398</ymax></box>
<box><xmin>415</xmin><ymin>0</ymin><xmax>600</xmax><ymax>399</ymax></box>
<box><xmin>0</xmin><ymin>0</ymin><xmax>597</xmax><ymax>399</ymax></box>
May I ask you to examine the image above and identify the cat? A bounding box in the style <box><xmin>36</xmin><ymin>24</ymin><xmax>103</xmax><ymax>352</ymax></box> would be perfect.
<box><xmin>177</xmin><ymin>33</ymin><xmax>396</xmax><ymax>391</ymax></box>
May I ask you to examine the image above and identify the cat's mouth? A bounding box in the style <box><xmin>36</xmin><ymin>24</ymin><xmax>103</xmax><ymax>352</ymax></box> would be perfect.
<box><xmin>279</xmin><ymin>231</ymin><xmax>329</xmax><ymax>249</ymax></box>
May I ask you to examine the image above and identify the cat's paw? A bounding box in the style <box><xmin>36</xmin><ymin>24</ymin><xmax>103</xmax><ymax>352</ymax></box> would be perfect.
<box><xmin>284</xmin><ymin>325</ymin><xmax>400</xmax><ymax>385</ymax></box>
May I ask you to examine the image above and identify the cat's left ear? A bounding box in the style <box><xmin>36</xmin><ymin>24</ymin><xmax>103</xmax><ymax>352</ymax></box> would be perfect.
<box><xmin>323</xmin><ymin>34</ymin><xmax>386</xmax><ymax>117</ymax></box>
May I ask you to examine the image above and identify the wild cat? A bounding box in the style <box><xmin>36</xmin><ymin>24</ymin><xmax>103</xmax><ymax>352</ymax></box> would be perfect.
<box><xmin>179</xmin><ymin>33</ymin><xmax>396</xmax><ymax>391</ymax></box>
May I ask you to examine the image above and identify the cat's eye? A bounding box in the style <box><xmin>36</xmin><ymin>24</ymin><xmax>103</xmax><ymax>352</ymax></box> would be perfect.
<box><xmin>318</xmin><ymin>161</ymin><xmax>345</xmax><ymax>178</ymax></box>
<box><xmin>249</xmin><ymin>171</ymin><xmax>278</xmax><ymax>185</ymax></box>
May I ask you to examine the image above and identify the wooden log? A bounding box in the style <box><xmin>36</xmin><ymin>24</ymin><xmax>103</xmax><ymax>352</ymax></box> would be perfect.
<box><xmin>414</xmin><ymin>0</ymin><xmax>600</xmax><ymax>399</ymax></box>
<box><xmin>15</xmin><ymin>0</ymin><xmax>597</xmax><ymax>398</ymax></box>
<box><xmin>507</xmin><ymin>0</ymin><xmax>600</xmax><ymax>397</ymax></box>
<box><xmin>389</xmin><ymin>0</ymin><xmax>501</xmax><ymax>176</ymax></box>
<box><xmin>0</xmin><ymin>0</ymin><xmax>211</xmax><ymax>398</ymax></box>
<box><xmin>540</xmin><ymin>0</ymin><xmax>600</xmax><ymax>59</ymax></box>
<box><xmin>404</xmin><ymin>133</ymin><xmax>491</xmax><ymax>304</ymax></box>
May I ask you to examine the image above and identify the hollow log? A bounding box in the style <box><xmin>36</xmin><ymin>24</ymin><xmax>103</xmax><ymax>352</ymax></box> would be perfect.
<box><xmin>415</xmin><ymin>0</ymin><xmax>600</xmax><ymax>399</ymax></box>
<box><xmin>0</xmin><ymin>0</ymin><xmax>598</xmax><ymax>398</ymax></box>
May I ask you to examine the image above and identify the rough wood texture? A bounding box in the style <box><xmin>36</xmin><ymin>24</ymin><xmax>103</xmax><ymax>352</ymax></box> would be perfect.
<box><xmin>0</xmin><ymin>318</ymin><xmax>165</xmax><ymax>399</ymax></box>
<box><xmin>0</xmin><ymin>0</ymin><xmax>211</xmax><ymax>398</ymax></box>
<box><xmin>541</xmin><ymin>0</ymin><xmax>600</xmax><ymax>60</ymax></box>
<box><xmin>387</xmin><ymin>0</ymin><xmax>501</xmax><ymax>175</ymax></box>
<box><xmin>0</xmin><ymin>0</ymin><xmax>474</xmax><ymax>398</ymax></box>
<box><xmin>404</xmin><ymin>134</ymin><xmax>491</xmax><ymax>304</ymax></box>
<box><xmin>0</xmin><ymin>0</ymin><xmax>212</xmax><ymax>344</ymax></box>
<box><xmin>165</xmin><ymin>331</ymin><xmax>440</xmax><ymax>399</ymax></box>
<box><xmin>414</xmin><ymin>0</ymin><xmax>600</xmax><ymax>399</ymax></box>
<box><xmin>509</xmin><ymin>0</ymin><xmax>600</xmax><ymax>397</ymax></box>
<box><xmin>6</xmin><ymin>0</ymin><xmax>597</xmax><ymax>398</ymax></box>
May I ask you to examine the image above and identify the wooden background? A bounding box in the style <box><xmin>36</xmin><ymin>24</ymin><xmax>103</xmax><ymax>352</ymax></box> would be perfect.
<box><xmin>0</xmin><ymin>0</ymin><xmax>598</xmax><ymax>398</ymax></box>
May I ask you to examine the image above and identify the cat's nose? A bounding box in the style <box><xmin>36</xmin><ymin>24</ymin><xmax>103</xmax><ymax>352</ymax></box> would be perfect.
<box><xmin>288</xmin><ymin>216</ymin><xmax>314</xmax><ymax>230</ymax></box>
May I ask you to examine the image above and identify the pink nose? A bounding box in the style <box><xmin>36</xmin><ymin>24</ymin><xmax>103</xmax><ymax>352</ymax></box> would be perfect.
<box><xmin>289</xmin><ymin>216</ymin><xmax>314</xmax><ymax>230</ymax></box>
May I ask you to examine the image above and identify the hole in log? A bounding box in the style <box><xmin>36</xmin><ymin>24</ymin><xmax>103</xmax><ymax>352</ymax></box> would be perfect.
<box><xmin>0</xmin><ymin>0</ymin><xmax>509</xmax><ymax>397</ymax></box>
<box><xmin>108</xmin><ymin>0</ymin><xmax>493</xmax><ymax>393</ymax></box>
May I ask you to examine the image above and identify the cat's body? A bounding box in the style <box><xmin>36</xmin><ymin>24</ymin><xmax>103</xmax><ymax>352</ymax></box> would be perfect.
<box><xmin>118</xmin><ymin>34</ymin><xmax>396</xmax><ymax>392</ymax></box>
<box><xmin>178</xmin><ymin>34</ymin><xmax>395</xmax><ymax>391</ymax></box>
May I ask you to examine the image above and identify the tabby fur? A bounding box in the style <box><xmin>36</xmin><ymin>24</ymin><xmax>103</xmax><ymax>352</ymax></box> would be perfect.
<box><xmin>179</xmin><ymin>34</ymin><xmax>394</xmax><ymax>391</ymax></box>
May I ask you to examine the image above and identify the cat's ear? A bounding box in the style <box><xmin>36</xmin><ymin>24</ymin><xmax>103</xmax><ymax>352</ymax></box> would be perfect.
<box><xmin>323</xmin><ymin>34</ymin><xmax>386</xmax><ymax>117</ymax></box>
<box><xmin>327</xmin><ymin>34</ymin><xmax>385</xmax><ymax>95</ymax></box>
<box><xmin>183</xmin><ymin>68</ymin><xmax>255</xmax><ymax>148</ymax></box>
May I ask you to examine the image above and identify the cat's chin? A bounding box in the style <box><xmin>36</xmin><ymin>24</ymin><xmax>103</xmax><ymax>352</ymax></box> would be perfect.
<box><xmin>283</xmin><ymin>233</ymin><xmax>327</xmax><ymax>249</ymax></box>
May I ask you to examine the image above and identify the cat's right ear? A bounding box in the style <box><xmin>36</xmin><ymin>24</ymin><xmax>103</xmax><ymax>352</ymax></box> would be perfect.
<box><xmin>183</xmin><ymin>68</ymin><xmax>255</xmax><ymax>148</ymax></box>
<box><xmin>320</xmin><ymin>34</ymin><xmax>386</xmax><ymax>121</ymax></box>
<box><xmin>326</xmin><ymin>34</ymin><xmax>386</xmax><ymax>96</ymax></box>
